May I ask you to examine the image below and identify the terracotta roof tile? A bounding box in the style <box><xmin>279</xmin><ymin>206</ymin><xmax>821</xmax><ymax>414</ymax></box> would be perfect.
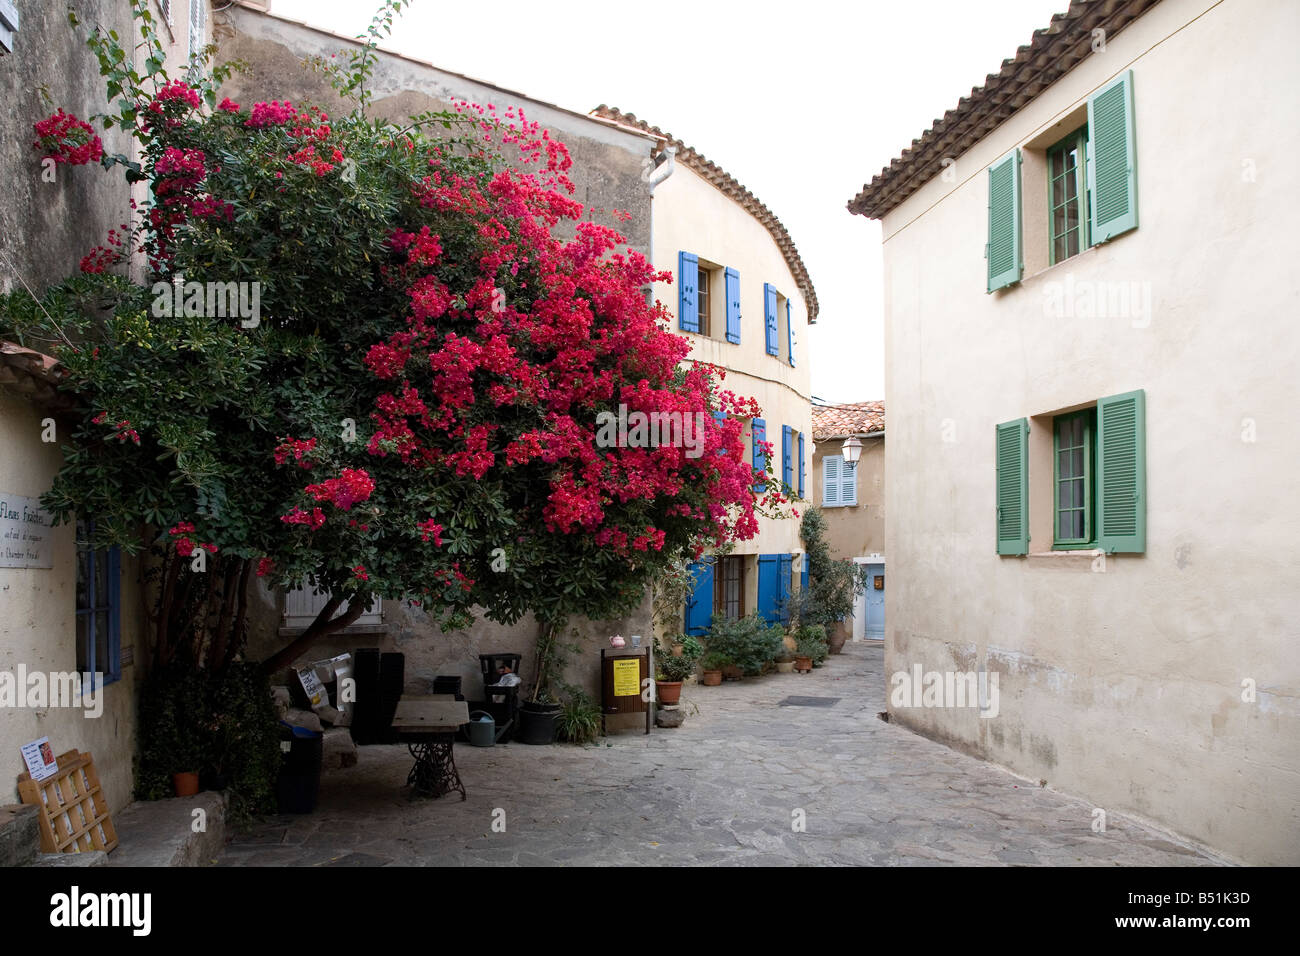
<box><xmin>591</xmin><ymin>106</ymin><xmax>819</xmax><ymax>323</ymax></box>
<box><xmin>812</xmin><ymin>400</ymin><xmax>884</xmax><ymax>441</ymax></box>
<box><xmin>0</xmin><ymin>341</ymin><xmax>74</xmax><ymax>410</ymax></box>
<box><xmin>847</xmin><ymin>0</ymin><xmax>1162</xmax><ymax>220</ymax></box>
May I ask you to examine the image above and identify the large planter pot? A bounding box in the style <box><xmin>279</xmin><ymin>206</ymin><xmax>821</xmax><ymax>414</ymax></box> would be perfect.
<box><xmin>657</xmin><ymin>681</ymin><xmax>683</xmax><ymax>705</ymax></box>
<box><xmin>172</xmin><ymin>771</ymin><xmax>200</xmax><ymax>797</ymax></box>
<box><xmin>776</xmin><ymin>661</ymin><xmax>795</xmax><ymax>674</ymax></box>
<box><xmin>518</xmin><ymin>701</ymin><xmax>561</xmax><ymax>745</ymax></box>
<box><xmin>670</xmin><ymin>642</ymin><xmax>685</xmax><ymax>657</ymax></box>
<box><xmin>828</xmin><ymin>621</ymin><xmax>851</xmax><ymax>654</ymax></box>
<box><xmin>722</xmin><ymin>664</ymin><xmax>744</xmax><ymax>681</ymax></box>
<box><xmin>794</xmin><ymin>656</ymin><xmax>813</xmax><ymax>674</ymax></box>
<box><xmin>701</xmin><ymin>669</ymin><xmax>723</xmax><ymax>686</ymax></box>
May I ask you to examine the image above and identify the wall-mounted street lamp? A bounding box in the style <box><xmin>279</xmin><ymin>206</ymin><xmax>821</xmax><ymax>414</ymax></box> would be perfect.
<box><xmin>841</xmin><ymin>435</ymin><xmax>863</xmax><ymax>470</ymax></box>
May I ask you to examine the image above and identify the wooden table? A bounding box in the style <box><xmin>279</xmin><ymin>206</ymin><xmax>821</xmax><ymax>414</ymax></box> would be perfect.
<box><xmin>391</xmin><ymin>696</ymin><xmax>470</xmax><ymax>800</ymax></box>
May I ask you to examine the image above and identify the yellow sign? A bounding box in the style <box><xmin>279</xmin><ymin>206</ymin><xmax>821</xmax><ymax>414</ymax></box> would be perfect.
<box><xmin>612</xmin><ymin>658</ymin><xmax>641</xmax><ymax>697</ymax></box>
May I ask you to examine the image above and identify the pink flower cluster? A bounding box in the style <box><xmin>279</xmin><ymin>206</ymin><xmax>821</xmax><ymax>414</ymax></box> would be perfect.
<box><xmin>273</xmin><ymin>437</ymin><xmax>317</xmax><ymax>469</ymax></box>
<box><xmin>32</xmin><ymin>110</ymin><xmax>104</xmax><ymax>166</ymax></box>
<box><xmin>303</xmin><ymin>468</ymin><xmax>376</xmax><ymax>511</ymax></box>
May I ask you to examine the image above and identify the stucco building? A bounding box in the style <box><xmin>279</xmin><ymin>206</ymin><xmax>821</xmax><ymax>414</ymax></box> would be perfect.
<box><xmin>849</xmin><ymin>0</ymin><xmax>1299</xmax><ymax>865</ymax></box>
<box><xmin>591</xmin><ymin>108</ymin><xmax>818</xmax><ymax>638</ymax></box>
<box><xmin>811</xmin><ymin>401</ymin><xmax>885</xmax><ymax>640</ymax></box>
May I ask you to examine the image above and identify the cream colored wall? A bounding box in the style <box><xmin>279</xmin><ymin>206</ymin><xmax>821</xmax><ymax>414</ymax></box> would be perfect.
<box><xmin>879</xmin><ymin>0</ymin><xmax>1300</xmax><ymax>865</ymax></box>
<box><xmin>0</xmin><ymin>396</ymin><xmax>142</xmax><ymax>817</ymax></box>
<box><xmin>653</xmin><ymin>164</ymin><xmax>812</xmax><ymax>558</ymax></box>
<box><xmin>812</xmin><ymin>437</ymin><xmax>884</xmax><ymax>560</ymax></box>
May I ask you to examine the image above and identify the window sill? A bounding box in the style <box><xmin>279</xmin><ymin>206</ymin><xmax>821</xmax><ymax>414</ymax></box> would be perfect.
<box><xmin>278</xmin><ymin>623</ymin><xmax>388</xmax><ymax>638</ymax></box>
<box><xmin>1026</xmin><ymin>549</ymin><xmax>1106</xmax><ymax>570</ymax></box>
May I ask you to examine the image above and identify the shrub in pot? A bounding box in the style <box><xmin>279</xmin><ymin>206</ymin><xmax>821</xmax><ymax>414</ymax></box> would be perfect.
<box><xmin>775</xmin><ymin>650</ymin><xmax>795</xmax><ymax>674</ymax></box>
<box><xmin>657</xmin><ymin>652</ymin><xmax>695</xmax><ymax>704</ymax></box>
<box><xmin>795</xmin><ymin>625</ymin><xmax>829</xmax><ymax>671</ymax></box>
<box><xmin>699</xmin><ymin>652</ymin><xmax>728</xmax><ymax>686</ymax></box>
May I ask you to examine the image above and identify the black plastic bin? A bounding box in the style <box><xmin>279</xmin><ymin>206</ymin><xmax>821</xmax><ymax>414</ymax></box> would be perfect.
<box><xmin>277</xmin><ymin>722</ymin><xmax>323</xmax><ymax>814</ymax></box>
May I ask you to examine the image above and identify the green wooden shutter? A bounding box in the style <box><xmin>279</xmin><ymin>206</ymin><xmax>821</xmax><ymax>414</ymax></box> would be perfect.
<box><xmin>1087</xmin><ymin>70</ymin><xmax>1138</xmax><ymax>243</ymax></box>
<box><xmin>986</xmin><ymin>149</ymin><xmax>1022</xmax><ymax>292</ymax></box>
<box><xmin>1096</xmin><ymin>389</ymin><xmax>1145</xmax><ymax>553</ymax></box>
<box><xmin>995</xmin><ymin>418</ymin><xmax>1029</xmax><ymax>555</ymax></box>
<box><xmin>678</xmin><ymin>251</ymin><xmax>699</xmax><ymax>332</ymax></box>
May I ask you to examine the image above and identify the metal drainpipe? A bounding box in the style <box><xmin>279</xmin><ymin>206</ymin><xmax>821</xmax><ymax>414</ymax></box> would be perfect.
<box><xmin>645</xmin><ymin>146</ymin><xmax>676</xmax><ymax>269</ymax></box>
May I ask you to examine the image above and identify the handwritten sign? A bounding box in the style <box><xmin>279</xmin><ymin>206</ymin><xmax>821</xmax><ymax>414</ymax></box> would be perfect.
<box><xmin>21</xmin><ymin>737</ymin><xmax>58</xmax><ymax>782</ymax></box>
<box><xmin>612</xmin><ymin>658</ymin><xmax>641</xmax><ymax>697</ymax></box>
<box><xmin>0</xmin><ymin>494</ymin><xmax>54</xmax><ymax>569</ymax></box>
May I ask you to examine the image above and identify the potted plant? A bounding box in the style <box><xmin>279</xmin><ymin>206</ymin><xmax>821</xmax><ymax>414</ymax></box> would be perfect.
<box><xmin>700</xmin><ymin>652</ymin><xmax>727</xmax><ymax>686</ymax></box>
<box><xmin>518</xmin><ymin>621</ymin><xmax>564</xmax><ymax>745</ymax></box>
<box><xmin>795</xmin><ymin>625</ymin><xmax>828</xmax><ymax>672</ymax></box>
<box><xmin>775</xmin><ymin>650</ymin><xmax>795</xmax><ymax>674</ymax></box>
<box><xmin>657</xmin><ymin>652</ymin><xmax>695</xmax><ymax>704</ymax></box>
<box><xmin>556</xmin><ymin>689</ymin><xmax>602</xmax><ymax>744</ymax></box>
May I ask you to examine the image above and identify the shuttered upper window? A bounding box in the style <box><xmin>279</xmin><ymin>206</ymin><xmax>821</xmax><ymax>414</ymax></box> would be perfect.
<box><xmin>822</xmin><ymin>454</ymin><xmax>856</xmax><ymax>507</ymax></box>
<box><xmin>1048</xmin><ymin>127</ymin><xmax>1090</xmax><ymax>265</ymax></box>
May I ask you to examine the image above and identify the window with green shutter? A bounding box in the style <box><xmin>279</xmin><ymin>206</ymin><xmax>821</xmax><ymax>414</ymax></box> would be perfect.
<box><xmin>986</xmin><ymin>149</ymin><xmax>1022</xmax><ymax>292</ymax></box>
<box><xmin>1053</xmin><ymin>409</ymin><xmax>1094</xmax><ymax>548</ymax></box>
<box><xmin>1096</xmin><ymin>389</ymin><xmax>1145</xmax><ymax>552</ymax></box>
<box><xmin>1087</xmin><ymin>70</ymin><xmax>1139</xmax><ymax>243</ymax></box>
<box><xmin>995</xmin><ymin>418</ymin><xmax>1029</xmax><ymax>554</ymax></box>
<box><xmin>1048</xmin><ymin>127</ymin><xmax>1090</xmax><ymax>265</ymax></box>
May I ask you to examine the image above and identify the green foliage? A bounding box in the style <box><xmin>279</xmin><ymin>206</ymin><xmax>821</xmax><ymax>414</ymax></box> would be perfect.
<box><xmin>794</xmin><ymin>624</ymin><xmax>829</xmax><ymax>664</ymax></box>
<box><xmin>700</xmin><ymin>651</ymin><xmax>730</xmax><ymax>671</ymax></box>
<box><xmin>705</xmin><ymin>613</ymin><xmax>785</xmax><ymax>676</ymax></box>
<box><xmin>657</xmin><ymin>653</ymin><xmax>695</xmax><ymax>683</ymax></box>
<box><xmin>135</xmin><ymin>659</ymin><xmax>280</xmax><ymax>817</ymax></box>
<box><xmin>556</xmin><ymin>689</ymin><xmax>602</xmax><ymax>745</ymax></box>
<box><xmin>790</xmin><ymin>507</ymin><xmax>870</xmax><ymax>631</ymax></box>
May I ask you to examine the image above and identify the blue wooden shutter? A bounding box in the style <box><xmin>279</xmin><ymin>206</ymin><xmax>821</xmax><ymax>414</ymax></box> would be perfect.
<box><xmin>757</xmin><ymin>554</ymin><xmax>780</xmax><ymax>623</ymax></box>
<box><xmin>679</xmin><ymin>251</ymin><xmax>699</xmax><ymax>332</ymax></box>
<box><xmin>684</xmin><ymin>559</ymin><xmax>714</xmax><ymax>635</ymax></box>
<box><xmin>986</xmin><ymin>149</ymin><xmax>1022</xmax><ymax>292</ymax></box>
<box><xmin>995</xmin><ymin>418</ymin><xmax>1030</xmax><ymax>555</ymax></box>
<box><xmin>797</xmin><ymin>432</ymin><xmax>805</xmax><ymax>498</ymax></box>
<box><xmin>777</xmin><ymin>554</ymin><xmax>793</xmax><ymax>622</ymax></box>
<box><xmin>751</xmin><ymin>418</ymin><xmax>766</xmax><ymax>493</ymax></box>
<box><xmin>823</xmin><ymin>454</ymin><xmax>840</xmax><ymax>506</ymax></box>
<box><xmin>1087</xmin><ymin>70</ymin><xmax>1139</xmax><ymax>243</ymax></box>
<box><xmin>724</xmin><ymin>267</ymin><xmax>741</xmax><ymax>343</ymax></box>
<box><xmin>1096</xmin><ymin>389</ymin><xmax>1145</xmax><ymax>553</ymax></box>
<box><xmin>763</xmin><ymin>283</ymin><xmax>778</xmax><ymax>355</ymax></box>
<box><xmin>713</xmin><ymin>410</ymin><xmax>726</xmax><ymax>456</ymax></box>
<box><xmin>801</xmin><ymin>553</ymin><xmax>809</xmax><ymax>593</ymax></box>
<box><xmin>782</xmin><ymin>425</ymin><xmax>793</xmax><ymax>490</ymax></box>
<box><xmin>786</xmin><ymin>299</ymin><xmax>795</xmax><ymax>366</ymax></box>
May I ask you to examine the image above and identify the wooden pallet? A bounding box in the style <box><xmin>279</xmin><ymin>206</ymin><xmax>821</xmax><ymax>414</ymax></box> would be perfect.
<box><xmin>17</xmin><ymin>749</ymin><xmax>118</xmax><ymax>854</ymax></box>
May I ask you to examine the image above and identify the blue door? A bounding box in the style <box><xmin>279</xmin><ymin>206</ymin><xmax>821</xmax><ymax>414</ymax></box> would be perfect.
<box><xmin>863</xmin><ymin>563</ymin><xmax>885</xmax><ymax>640</ymax></box>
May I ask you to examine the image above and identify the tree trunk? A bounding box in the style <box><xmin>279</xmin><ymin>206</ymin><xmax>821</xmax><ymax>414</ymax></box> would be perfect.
<box><xmin>258</xmin><ymin>593</ymin><xmax>370</xmax><ymax>676</ymax></box>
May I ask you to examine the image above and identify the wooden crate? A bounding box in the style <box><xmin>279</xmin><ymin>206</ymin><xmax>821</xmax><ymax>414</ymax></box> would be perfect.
<box><xmin>17</xmin><ymin>749</ymin><xmax>118</xmax><ymax>854</ymax></box>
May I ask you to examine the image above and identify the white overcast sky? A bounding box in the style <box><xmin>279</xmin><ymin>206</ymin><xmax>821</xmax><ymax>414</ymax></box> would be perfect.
<box><xmin>272</xmin><ymin>0</ymin><xmax>1067</xmax><ymax>402</ymax></box>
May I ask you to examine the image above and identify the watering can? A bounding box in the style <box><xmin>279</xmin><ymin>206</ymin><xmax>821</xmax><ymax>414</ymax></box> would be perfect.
<box><xmin>468</xmin><ymin>710</ymin><xmax>495</xmax><ymax>747</ymax></box>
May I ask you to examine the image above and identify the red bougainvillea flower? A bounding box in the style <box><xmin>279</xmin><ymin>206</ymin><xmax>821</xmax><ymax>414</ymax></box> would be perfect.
<box><xmin>32</xmin><ymin>109</ymin><xmax>104</xmax><ymax>166</ymax></box>
<box><xmin>273</xmin><ymin>437</ymin><xmax>317</xmax><ymax>468</ymax></box>
<box><xmin>256</xmin><ymin>557</ymin><xmax>275</xmax><ymax>577</ymax></box>
<box><xmin>303</xmin><ymin>468</ymin><xmax>376</xmax><ymax>511</ymax></box>
<box><xmin>352</xmin><ymin>565</ymin><xmax>369</xmax><ymax>581</ymax></box>
<box><xmin>417</xmin><ymin>519</ymin><xmax>444</xmax><ymax>546</ymax></box>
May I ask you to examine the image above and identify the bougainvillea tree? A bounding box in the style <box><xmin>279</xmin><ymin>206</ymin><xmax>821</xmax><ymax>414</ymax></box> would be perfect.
<box><xmin>8</xmin><ymin>1</ymin><xmax>790</xmax><ymax>702</ymax></box>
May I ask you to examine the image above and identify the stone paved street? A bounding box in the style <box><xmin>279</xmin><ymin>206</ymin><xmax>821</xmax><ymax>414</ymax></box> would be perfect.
<box><xmin>216</xmin><ymin>643</ymin><xmax>1225</xmax><ymax>866</ymax></box>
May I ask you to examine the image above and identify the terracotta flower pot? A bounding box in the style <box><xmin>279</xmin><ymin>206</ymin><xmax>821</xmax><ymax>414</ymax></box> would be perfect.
<box><xmin>794</xmin><ymin>656</ymin><xmax>813</xmax><ymax>673</ymax></box>
<box><xmin>722</xmin><ymin>664</ymin><xmax>743</xmax><ymax>681</ymax></box>
<box><xmin>670</xmin><ymin>642</ymin><xmax>685</xmax><ymax>657</ymax></box>
<box><xmin>701</xmin><ymin>669</ymin><xmax>723</xmax><ymax>686</ymax></box>
<box><xmin>172</xmin><ymin>771</ymin><xmax>200</xmax><ymax>797</ymax></box>
<box><xmin>657</xmin><ymin>680</ymin><xmax>683</xmax><ymax>705</ymax></box>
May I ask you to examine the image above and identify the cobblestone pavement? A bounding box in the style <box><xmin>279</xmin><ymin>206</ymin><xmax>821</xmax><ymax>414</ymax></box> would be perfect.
<box><xmin>215</xmin><ymin>643</ymin><xmax>1223</xmax><ymax>866</ymax></box>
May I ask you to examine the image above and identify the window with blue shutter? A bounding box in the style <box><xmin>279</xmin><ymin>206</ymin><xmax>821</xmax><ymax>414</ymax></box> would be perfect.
<box><xmin>678</xmin><ymin>251</ymin><xmax>699</xmax><ymax>332</ymax></box>
<box><xmin>782</xmin><ymin>425</ymin><xmax>793</xmax><ymax>490</ymax></box>
<box><xmin>797</xmin><ymin>432</ymin><xmax>805</xmax><ymax>498</ymax></box>
<box><xmin>786</xmin><ymin>299</ymin><xmax>795</xmax><ymax>367</ymax></box>
<box><xmin>1087</xmin><ymin>70</ymin><xmax>1139</xmax><ymax>243</ymax></box>
<box><xmin>801</xmin><ymin>553</ymin><xmax>809</xmax><ymax>594</ymax></box>
<box><xmin>986</xmin><ymin>149</ymin><xmax>1022</xmax><ymax>292</ymax></box>
<box><xmin>724</xmin><ymin>267</ymin><xmax>741</xmax><ymax>344</ymax></box>
<box><xmin>713</xmin><ymin>410</ymin><xmax>726</xmax><ymax>456</ymax></box>
<box><xmin>684</xmin><ymin>558</ymin><xmax>714</xmax><ymax>635</ymax></box>
<box><xmin>823</xmin><ymin>453</ymin><xmax>840</xmax><ymax>506</ymax></box>
<box><xmin>751</xmin><ymin>418</ymin><xmax>767</xmax><ymax>493</ymax></box>
<box><xmin>757</xmin><ymin>554</ymin><xmax>780</xmax><ymax>624</ymax></box>
<box><xmin>763</xmin><ymin>283</ymin><xmax>778</xmax><ymax>355</ymax></box>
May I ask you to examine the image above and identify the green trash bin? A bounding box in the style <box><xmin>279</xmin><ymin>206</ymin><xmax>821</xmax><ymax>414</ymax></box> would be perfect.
<box><xmin>468</xmin><ymin>710</ymin><xmax>495</xmax><ymax>747</ymax></box>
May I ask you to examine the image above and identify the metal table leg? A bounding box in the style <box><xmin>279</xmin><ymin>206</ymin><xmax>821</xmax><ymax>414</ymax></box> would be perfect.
<box><xmin>405</xmin><ymin>734</ymin><xmax>466</xmax><ymax>800</ymax></box>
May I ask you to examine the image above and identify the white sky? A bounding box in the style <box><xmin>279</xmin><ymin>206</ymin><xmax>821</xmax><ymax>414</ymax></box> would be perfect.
<box><xmin>271</xmin><ymin>0</ymin><xmax>1067</xmax><ymax>403</ymax></box>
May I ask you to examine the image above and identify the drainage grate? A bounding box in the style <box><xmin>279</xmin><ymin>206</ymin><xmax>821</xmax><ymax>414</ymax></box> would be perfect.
<box><xmin>778</xmin><ymin>696</ymin><xmax>841</xmax><ymax>708</ymax></box>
